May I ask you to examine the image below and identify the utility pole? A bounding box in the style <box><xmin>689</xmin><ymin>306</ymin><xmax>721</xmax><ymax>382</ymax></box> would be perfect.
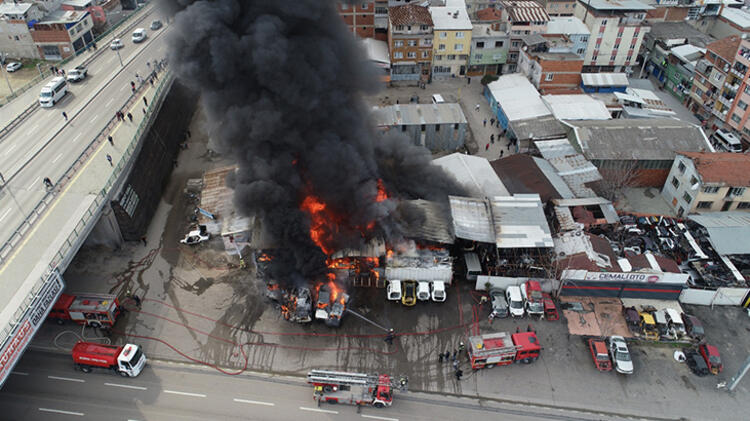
<box><xmin>115</xmin><ymin>47</ymin><xmax>123</xmax><ymax>67</ymax></box>
<box><xmin>723</xmin><ymin>354</ymin><xmax>750</xmax><ymax>392</ymax></box>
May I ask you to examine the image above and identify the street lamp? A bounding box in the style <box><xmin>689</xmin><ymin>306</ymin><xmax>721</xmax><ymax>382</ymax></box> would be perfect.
<box><xmin>115</xmin><ymin>47</ymin><xmax>123</xmax><ymax>67</ymax></box>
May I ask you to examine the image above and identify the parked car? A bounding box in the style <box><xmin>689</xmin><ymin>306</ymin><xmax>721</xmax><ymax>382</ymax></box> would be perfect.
<box><xmin>132</xmin><ymin>28</ymin><xmax>147</xmax><ymax>43</ymax></box>
<box><xmin>315</xmin><ymin>285</ymin><xmax>331</xmax><ymax>321</ymax></box>
<box><xmin>416</xmin><ymin>281</ymin><xmax>430</xmax><ymax>301</ymax></box>
<box><xmin>665</xmin><ymin>308</ymin><xmax>686</xmax><ymax>337</ymax></box>
<box><xmin>607</xmin><ymin>336</ymin><xmax>634</xmax><ymax>374</ymax></box>
<box><xmin>110</xmin><ymin>38</ymin><xmax>124</xmax><ymax>50</ymax></box>
<box><xmin>506</xmin><ymin>286</ymin><xmax>525</xmax><ymax>318</ymax></box>
<box><xmin>66</xmin><ymin>65</ymin><xmax>87</xmax><ymax>82</ymax></box>
<box><xmin>639</xmin><ymin>311</ymin><xmax>659</xmax><ymax>341</ymax></box>
<box><xmin>521</xmin><ymin>280</ymin><xmax>544</xmax><ymax>318</ymax></box>
<box><xmin>5</xmin><ymin>61</ymin><xmax>22</xmax><ymax>72</ymax></box>
<box><xmin>150</xmin><ymin>20</ymin><xmax>163</xmax><ymax>30</ymax></box>
<box><xmin>386</xmin><ymin>280</ymin><xmax>401</xmax><ymax>301</ymax></box>
<box><xmin>685</xmin><ymin>349</ymin><xmax>709</xmax><ymax>377</ymax></box>
<box><xmin>401</xmin><ymin>281</ymin><xmax>417</xmax><ymax>306</ymax></box>
<box><xmin>588</xmin><ymin>339</ymin><xmax>613</xmax><ymax>372</ymax></box>
<box><xmin>699</xmin><ymin>343</ymin><xmax>723</xmax><ymax>374</ymax></box>
<box><xmin>180</xmin><ymin>225</ymin><xmax>209</xmax><ymax>245</ymax></box>
<box><xmin>430</xmin><ymin>281</ymin><xmax>446</xmax><ymax>302</ymax></box>
<box><xmin>682</xmin><ymin>313</ymin><xmax>705</xmax><ymax>341</ymax></box>
<box><xmin>489</xmin><ymin>288</ymin><xmax>508</xmax><ymax>319</ymax></box>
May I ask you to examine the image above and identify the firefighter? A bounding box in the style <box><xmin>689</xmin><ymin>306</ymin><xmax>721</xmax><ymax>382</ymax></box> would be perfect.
<box><xmin>384</xmin><ymin>329</ymin><xmax>395</xmax><ymax>346</ymax></box>
<box><xmin>458</xmin><ymin>342</ymin><xmax>466</xmax><ymax>354</ymax></box>
<box><xmin>455</xmin><ymin>369</ymin><xmax>463</xmax><ymax>381</ymax></box>
<box><xmin>438</xmin><ymin>352</ymin><xmax>444</xmax><ymax>363</ymax></box>
<box><xmin>399</xmin><ymin>375</ymin><xmax>408</xmax><ymax>391</ymax></box>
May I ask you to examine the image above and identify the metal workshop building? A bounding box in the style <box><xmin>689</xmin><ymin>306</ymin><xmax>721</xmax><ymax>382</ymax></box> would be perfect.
<box><xmin>372</xmin><ymin>103</ymin><xmax>467</xmax><ymax>152</ymax></box>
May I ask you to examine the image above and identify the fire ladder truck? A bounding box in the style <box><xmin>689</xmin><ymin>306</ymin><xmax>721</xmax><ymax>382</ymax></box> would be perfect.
<box><xmin>306</xmin><ymin>369</ymin><xmax>406</xmax><ymax>408</ymax></box>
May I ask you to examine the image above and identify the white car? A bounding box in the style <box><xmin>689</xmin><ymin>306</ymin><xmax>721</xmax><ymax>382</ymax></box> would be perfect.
<box><xmin>5</xmin><ymin>62</ymin><xmax>22</xmax><ymax>72</ymax></box>
<box><xmin>66</xmin><ymin>65</ymin><xmax>87</xmax><ymax>82</ymax></box>
<box><xmin>110</xmin><ymin>38</ymin><xmax>124</xmax><ymax>50</ymax></box>
<box><xmin>132</xmin><ymin>28</ymin><xmax>147</xmax><ymax>43</ymax></box>
<box><xmin>180</xmin><ymin>225</ymin><xmax>209</xmax><ymax>245</ymax></box>
<box><xmin>506</xmin><ymin>286</ymin><xmax>525</xmax><ymax>317</ymax></box>
<box><xmin>430</xmin><ymin>281</ymin><xmax>446</xmax><ymax>302</ymax></box>
<box><xmin>387</xmin><ymin>280</ymin><xmax>402</xmax><ymax>301</ymax></box>
<box><xmin>416</xmin><ymin>281</ymin><xmax>430</xmax><ymax>301</ymax></box>
<box><xmin>608</xmin><ymin>336</ymin><xmax>634</xmax><ymax>375</ymax></box>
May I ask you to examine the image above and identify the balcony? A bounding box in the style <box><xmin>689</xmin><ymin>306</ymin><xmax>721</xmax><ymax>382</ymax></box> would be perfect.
<box><xmin>724</xmin><ymin>81</ymin><xmax>740</xmax><ymax>93</ymax></box>
<box><xmin>731</xmin><ymin>66</ymin><xmax>747</xmax><ymax>79</ymax></box>
<box><xmin>718</xmin><ymin>95</ymin><xmax>735</xmax><ymax>107</ymax></box>
<box><xmin>711</xmin><ymin>106</ymin><xmax>728</xmax><ymax>121</ymax></box>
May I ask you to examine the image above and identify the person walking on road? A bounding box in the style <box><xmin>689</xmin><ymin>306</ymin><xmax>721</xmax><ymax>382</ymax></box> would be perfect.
<box><xmin>485</xmin><ymin>143</ymin><xmax>489</xmax><ymax>151</ymax></box>
<box><xmin>500</xmin><ymin>150</ymin><xmax>504</xmax><ymax>158</ymax></box>
<box><xmin>62</xmin><ymin>111</ymin><xmax>68</xmax><ymax>121</ymax></box>
<box><xmin>483</xmin><ymin>119</ymin><xmax>487</xmax><ymax>127</ymax></box>
<box><xmin>490</xmin><ymin>134</ymin><xmax>494</xmax><ymax>143</ymax></box>
<box><xmin>127</xmin><ymin>112</ymin><xmax>133</xmax><ymax>122</ymax></box>
<box><xmin>108</xmin><ymin>135</ymin><xmax>114</xmax><ymax>146</ymax></box>
<box><xmin>384</xmin><ymin>329</ymin><xmax>395</xmax><ymax>346</ymax></box>
<box><xmin>452</xmin><ymin>359</ymin><xmax>458</xmax><ymax>370</ymax></box>
<box><xmin>143</xmin><ymin>97</ymin><xmax>148</xmax><ymax>107</ymax></box>
<box><xmin>106</xmin><ymin>154</ymin><xmax>113</xmax><ymax>166</ymax></box>
<box><xmin>43</xmin><ymin>177</ymin><xmax>53</xmax><ymax>189</ymax></box>
<box><xmin>438</xmin><ymin>352</ymin><xmax>444</xmax><ymax>363</ymax></box>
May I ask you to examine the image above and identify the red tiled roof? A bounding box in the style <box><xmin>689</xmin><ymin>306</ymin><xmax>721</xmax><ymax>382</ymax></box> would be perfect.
<box><xmin>707</xmin><ymin>35</ymin><xmax>741</xmax><ymax>63</ymax></box>
<box><xmin>501</xmin><ymin>1</ymin><xmax>550</xmax><ymax>23</ymax></box>
<box><xmin>388</xmin><ymin>4</ymin><xmax>433</xmax><ymax>27</ymax></box>
<box><xmin>476</xmin><ymin>7</ymin><xmax>503</xmax><ymax>21</ymax></box>
<box><xmin>680</xmin><ymin>152</ymin><xmax>750</xmax><ymax>186</ymax></box>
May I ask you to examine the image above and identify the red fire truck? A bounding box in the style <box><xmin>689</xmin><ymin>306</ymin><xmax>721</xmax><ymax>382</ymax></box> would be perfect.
<box><xmin>467</xmin><ymin>330</ymin><xmax>541</xmax><ymax>369</ymax></box>
<box><xmin>72</xmin><ymin>342</ymin><xmax>147</xmax><ymax>377</ymax></box>
<box><xmin>307</xmin><ymin>370</ymin><xmax>405</xmax><ymax>408</ymax></box>
<box><xmin>48</xmin><ymin>293</ymin><xmax>121</xmax><ymax>329</ymax></box>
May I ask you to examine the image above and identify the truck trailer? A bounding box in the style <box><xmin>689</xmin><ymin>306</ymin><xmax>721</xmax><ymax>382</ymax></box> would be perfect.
<box><xmin>467</xmin><ymin>330</ymin><xmax>541</xmax><ymax>369</ymax></box>
<box><xmin>72</xmin><ymin>341</ymin><xmax>147</xmax><ymax>377</ymax></box>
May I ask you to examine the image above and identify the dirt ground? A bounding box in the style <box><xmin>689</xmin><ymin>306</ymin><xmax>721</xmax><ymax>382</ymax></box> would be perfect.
<box><xmin>0</xmin><ymin>61</ymin><xmax>47</xmax><ymax>99</ymax></box>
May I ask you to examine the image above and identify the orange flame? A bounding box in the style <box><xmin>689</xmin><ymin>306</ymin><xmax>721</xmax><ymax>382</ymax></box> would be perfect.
<box><xmin>300</xmin><ymin>195</ymin><xmax>335</xmax><ymax>255</ymax></box>
<box><xmin>258</xmin><ymin>253</ymin><xmax>273</xmax><ymax>262</ymax></box>
<box><xmin>375</xmin><ymin>179</ymin><xmax>388</xmax><ymax>202</ymax></box>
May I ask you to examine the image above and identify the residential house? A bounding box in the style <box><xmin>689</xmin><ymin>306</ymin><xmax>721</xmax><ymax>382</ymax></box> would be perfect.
<box><xmin>687</xmin><ymin>35</ymin><xmax>742</xmax><ymax>130</ymax></box>
<box><xmin>639</xmin><ymin>21</ymin><xmax>715</xmax><ymax>81</ymax></box>
<box><xmin>62</xmin><ymin>0</ymin><xmax>107</xmax><ymax>30</ymax></box>
<box><xmin>464</xmin><ymin>0</ymin><xmax>502</xmax><ymax>19</ymax></box>
<box><xmin>375</xmin><ymin>0</ymin><xmax>428</xmax><ymax>41</ymax></box>
<box><xmin>724</xmin><ymin>38</ymin><xmax>750</xmax><ymax>141</ymax></box>
<box><xmin>372</xmin><ymin>103</ymin><xmax>468</xmax><ymax>151</ymax></box>
<box><xmin>388</xmin><ymin>4</ymin><xmax>434</xmax><ymax>83</ymax></box>
<box><xmin>540</xmin><ymin>0</ymin><xmax>577</xmax><ymax>17</ymax></box>
<box><xmin>338</xmin><ymin>1</ymin><xmax>375</xmax><ymax>38</ymax></box>
<box><xmin>662</xmin><ymin>152</ymin><xmax>750</xmax><ymax>215</ymax></box>
<box><xmin>518</xmin><ymin>33</ymin><xmax>583</xmax><ymax>94</ymax></box>
<box><xmin>566</xmin><ymin>118</ymin><xmax>712</xmax><ymax>186</ymax></box>
<box><xmin>703</xmin><ymin>7</ymin><xmax>750</xmax><ymax>40</ymax></box>
<box><xmin>468</xmin><ymin>20</ymin><xmax>509</xmax><ymax>76</ymax></box>
<box><xmin>502</xmin><ymin>0</ymin><xmax>550</xmax><ymax>73</ymax></box>
<box><xmin>546</xmin><ymin>16</ymin><xmax>590</xmax><ymax>58</ymax></box>
<box><xmin>0</xmin><ymin>2</ymin><xmax>45</xmax><ymax>59</ymax></box>
<box><xmin>574</xmin><ymin>0</ymin><xmax>652</xmax><ymax>74</ymax></box>
<box><xmin>430</xmin><ymin>2</ymin><xmax>473</xmax><ymax>78</ymax></box>
<box><xmin>32</xmin><ymin>9</ymin><xmax>94</xmax><ymax>60</ymax></box>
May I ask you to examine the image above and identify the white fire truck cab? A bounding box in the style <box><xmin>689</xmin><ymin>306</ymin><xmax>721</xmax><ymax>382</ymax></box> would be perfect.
<box><xmin>307</xmin><ymin>370</ymin><xmax>399</xmax><ymax>408</ymax></box>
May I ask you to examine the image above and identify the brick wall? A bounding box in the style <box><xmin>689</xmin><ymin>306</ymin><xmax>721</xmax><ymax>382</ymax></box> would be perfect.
<box><xmin>538</xmin><ymin>57</ymin><xmax>583</xmax><ymax>93</ymax></box>
<box><xmin>338</xmin><ymin>1</ymin><xmax>375</xmax><ymax>38</ymax></box>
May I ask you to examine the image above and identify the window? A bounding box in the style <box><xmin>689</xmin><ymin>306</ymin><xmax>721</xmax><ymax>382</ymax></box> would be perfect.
<box><xmin>456</xmin><ymin>32</ymin><xmax>464</xmax><ymax>38</ymax></box>
<box><xmin>420</xmin><ymin>25</ymin><xmax>429</xmax><ymax>30</ymax></box>
<box><xmin>408</xmin><ymin>40</ymin><xmax>417</xmax><ymax>47</ymax></box>
<box><xmin>394</xmin><ymin>52</ymin><xmax>403</xmax><ymax>59</ymax></box>
<box><xmin>435</xmin><ymin>124</ymin><xmax>440</xmax><ymax>132</ymax></box>
<box><xmin>512</xmin><ymin>41</ymin><xmax>520</xmax><ymax>48</ymax></box>
<box><xmin>422</xmin><ymin>51</ymin><xmax>430</xmax><ymax>58</ymax></box>
<box><xmin>545</xmin><ymin>73</ymin><xmax>554</xmax><ymax>81</ymax></box>
<box><xmin>729</xmin><ymin>187</ymin><xmax>746</xmax><ymax>196</ymax></box>
<box><xmin>581</xmin><ymin>36</ymin><xmax>589</xmax><ymax>43</ymax></box>
<box><xmin>671</xmin><ymin>177</ymin><xmax>680</xmax><ymax>189</ymax></box>
<box><xmin>690</xmin><ymin>176</ymin><xmax>698</xmax><ymax>186</ymax></box>
<box><xmin>703</xmin><ymin>186</ymin><xmax>720</xmax><ymax>194</ymax></box>
<box><xmin>683</xmin><ymin>192</ymin><xmax>692</xmax><ymax>203</ymax></box>
<box><xmin>438</xmin><ymin>44</ymin><xmax>446</xmax><ymax>50</ymax></box>
<box><xmin>454</xmin><ymin>44</ymin><xmax>463</xmax><ymax>51</ymax></box>
<box><xmin>361</xmin><ymin>3</ymin><xmax>368</xmax><ymax>9</ymax></box>
<box><xmin>440</xmin><ymin>32</ymin><xmax>447</xmax><ymax>38</ymax></box>
<box><xmin>677</xmin><ymin>206</ymin><xmax>685</xmax><ymax>216</ymax></box>
<box><xmin>739</xmin><ymin>100</ymin><xmax>748</xmax><ymax>111</ymax></box>
<box><xmin>732</xmin><ymin>114</ymin><xmax>742</xmax><ymax>123</ymax></box>
<box><xmin>407</xmin><ymin>25</ymin><xmax>412</xmax><ymax>31</ymax></box>
<box><xmin>697</xmin><ymin>201</ymin><xmax>713</xmax><ymax>209</ymax></box>
<box><xmin>744</xmin><ymin>127</ymin><xmax>750</xmax><ymax>136</ymax></box>
<box><xmin>434</xmin><ymin>54</ymin><xmax>443</xmax><ymax>60</ymax></box>
<box><xmin>394</xmin><ymin>40</ymin><xmax>404</xmax><ymax>47</ymax></box>
<box><xmin>614</xmin><ymin>43</ymin><xmax>620</xmax><ymax>50</ymax></box>
<box><xmin>407</xmin><ymin>52</ymin><xmax>416</xmax><ymax>58</ymax></box>
<box><xmin>678</xmin><ymin>161</ymin><xmax>686</xmax><ymax>174</ymax></box>
<box><xmin>475</xmin><ymin>54</ymin><xmax>483</xmax><ymax>59</ymax></box>
<box><xmin>738</xmin><ymin>202</ymin><xmax>750</xmax><ymax>209</ymax></box>
<box><xmin>577</xmin><ymin>48</ymin><xmax>585</xmax><ymax>55</ymax></box>
<box><xmin>396</xmin><ymin>25</ymin><xmax>404</xmax><ymax>31</ymax></box>
<box><xmin>421</xmin><ymin>124</ymin><xmax>426</xmax><ymax>132</ymax></box>
<box><xmin>476</xmin><ymin>41</ymin><xmax>485</xmax><ymax>48</ymax></box>
<box><xmin>401</xmin><ymin>125</ymin><xmax>406</xmax><ymax>132</ymax></box>
<box><xmin>495</xmin><ymin>41</ymin><xmax>503</xmax><ymax>47</ymax></box>
<box><xmin>447</xmin><ymin>54</ymin><xmax>456</xmax><ymax>60</ymax></box>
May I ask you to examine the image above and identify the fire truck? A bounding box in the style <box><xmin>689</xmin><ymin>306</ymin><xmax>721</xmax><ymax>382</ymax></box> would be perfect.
<box><xmin>72</xmin><ymin>341</ymin><xmax>147</xmax><ymax>377</ymax></box>
<box><xmin>48</xmin><ymin>293</ymin><xmax>121</xmax><ymax>329</ymax></box>
<box><xmin>467</xmin><ymin>330</ymin><xmax>541</xmax><ymax>369</ymax></box>
<box><xmin>306</xmin><ymin>370</ymin><xmax>405</xmax><ymax>408</ymax></box>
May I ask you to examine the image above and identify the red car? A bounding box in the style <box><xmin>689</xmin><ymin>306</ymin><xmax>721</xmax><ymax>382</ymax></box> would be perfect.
<box><xmin>588</xmin><ymin>339</ymin><xmax>612</xmax><ymax>372</ymax></box>
<box><xmin>699</xmin><ymin>343</ymin><xmax>723</xmax><ymax>375</ymax></box>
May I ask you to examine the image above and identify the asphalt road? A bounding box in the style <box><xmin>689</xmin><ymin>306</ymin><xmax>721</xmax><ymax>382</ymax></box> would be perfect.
<box><xmin>0</xmin><ymin>19</ymin><xmax>169</xmax><ymax>249</ymax></box>
<box><xmin>0</xmin><ymin>349</ymin><xmax>629</xmax><ymax>421</ymax></box>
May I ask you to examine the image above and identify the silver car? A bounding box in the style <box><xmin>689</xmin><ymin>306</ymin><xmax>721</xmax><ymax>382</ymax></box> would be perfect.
<box><xmin>5</xmin><ymin>62</ymin><xmax>22</xmax><ymax>72</ymax></box>
<box><xmin>489</xmin><ymin>289</ymin><xmax>508</xmax><ymax>318</ymax></box>
<box><xmin>608</xmin><ymin>336</ymin><xmax>634</xmax><ymax>375</ymax></box>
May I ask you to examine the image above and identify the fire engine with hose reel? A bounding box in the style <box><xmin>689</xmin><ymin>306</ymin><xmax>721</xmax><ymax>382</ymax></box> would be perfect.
<box><xmin>467</xmin><ymin>328</ymin><xmax>542</xmax><ymax>369</ymax></box>
<box><xmin>307</xmin><ymin>369</ymin><xmax>407</xmax><ymax>409</ymax></box>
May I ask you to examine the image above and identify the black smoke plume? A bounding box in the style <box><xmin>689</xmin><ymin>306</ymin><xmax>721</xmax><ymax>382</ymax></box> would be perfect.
<box><xmin>163</xmin><ymin>0</ymin><xmax>465</xmax><ymax>286</ymax></box>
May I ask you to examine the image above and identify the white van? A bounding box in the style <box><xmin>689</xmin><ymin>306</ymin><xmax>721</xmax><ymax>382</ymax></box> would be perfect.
<box><xmin>711</xmin><ymin>129</ymin><xmax>742</xmax><ymax>152</ymax></box>
<box><xmin>39</xmin><ymin>76</ymin><xmax>67</xmax><ymax>107</ymax></box>
<box><xmin>506</xmin><ymin>286</ymin><xmax>525</xmax><ymax>317</ymax></box>
<box><xmin>132</xmin><ymin>28</ymin><xmax>147</xmax><ymax>43</ymax></box>
<box><xmin>387</xmin><ymin>280</ymin><xmax>402</xmax><ymax>301</ymax></box>
<box><xmin>464</xmin><ymin>252</ymin><xmax>481</xmax><ymax>281</ymax></box>
<box><xmin>417</xmin><ymin>281</ymin><xmax>430</xmax><ymax>301</ymax></box>
<box><xmin>430</xmin><ymin>281</ymin><xmax>446</xmax><ymax>302</ymax></box>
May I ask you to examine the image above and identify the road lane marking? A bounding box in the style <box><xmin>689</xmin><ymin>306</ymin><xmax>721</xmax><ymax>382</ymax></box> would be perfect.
<box><xmin>233</xmin><ymin>398</ymin><xmax>275</xmax><ymax>406</ymax></box>
<box><xmin>105</xmin><ymin>382</ymin><xmax>147</xmax><ymax>391</ymax></box>
<box><xmin>362</xmin><ymin>415</ymin><xmax>399</xmax><ymax>421</ymax></box>
<box><xmin>73</xmin><ymin>133</ymin><xmax>82</xmax><ymax>142</ymax></box>
<box><xmin>52</xmin><ymin>153</ymin><xmax>63</xmax><ymax>163</ymax></box>
<box><xmin>164</xmin><ymin>390</ymin><xmax>206</xmax><ymax>398</ymax></box>
<box><xmin>105</xmin><ymin>98</ymin><xmax>114</xmax><ymax>108</ymax></box>
<box><xmin>11</xmin><ymin>371</ymin><xmax>29</xmax><ymax>376</ymax></box>
<box><xmin>4</xmin><ymin>143</ymin><xmax>17</xmax><ymax>155</ymax></box>
<box><xmin>89</xmin><ymin>114</ymin><xmax>99</xmax><ymax>124</ymax></box>
<box><xmin>0</xmin><ymin>208</ymin><xmax>11</xmax><ymax>223</ymax></box>
<box><xmin>300</xmin><ymin>407</ymin><xmax>338</xmax><ymax>414</ymax></box>
<box><xmin>28</xmin><ymin>177</ymin><xmax>40</xmax><ymax>189</ymax></box>
<box><xmin>120</xmin><ymin>84</ymin><xmax>128</xmax><ymax>92</ymax></box>
<box><xmin>39</xmin><ymin>408</ymin><xmax>84</xmax><ymax>416</ymax></box>
<box><xmin>29</xmin><ymin>123</ymin><xmax>39</xmax><ymax>132</ymax></box>
<box><xmin>47</xmin><ymin>375</ymin><xmax>85</xmax><ymax>383</ymax></box>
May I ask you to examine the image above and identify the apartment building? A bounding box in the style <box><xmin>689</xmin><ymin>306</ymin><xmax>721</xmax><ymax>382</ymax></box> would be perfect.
<box><xmin>502</xmin><ymin>1</ymin><xmax>550</xmax><ymax>73</ymax></box>
<box><xmin>0</xmin><ymin>2</ymin><xmax>45</xmax><ymax>59</ymax></box>
<box><xmin>687</xmin><ymin>35</ymin><xmax>742</xmax><ymax>130</ymax></box>
<box><xmin>388</xmin><ymin>4</ymin><xmax>434</xmax><ymax>83</ymax></box>
<box><xmin>338</xmin><ymin>1</ymin><xmax>375</xmax><ymax>38</ymax></box>
<box><xmin>430</xmin><ymin>2</ymin><xmax>473</xmax><ymax>78</ymax></box>
<box><xmin>468</xmin><ymin>14</ymin><xmax>509</xmax><ymax>76</ymax></box>
<box><xmin>574</xmin><ymin>0</ymin><xmax>651</xmax><ymax>74</ymax></box>
<box><xmin>546</xmin><ymin>16</ymin><xmax>590</xmax><ymax>58</ymax></box>
<box><xmin>662</xmin><ymin>152</ymin><xmax>750</xmax><ymax>215</ymax></box>
<box><xmin>518</xmin><ymin>34</ymin><xmax>583</xmax><ymax>94</ymax></box>
<box><xmin>540</xmin><ymin>0</ymin><xmax>577</xmax><ymax>17</ymax></box>
<box><xmin>31</xmin><ymin>9</ymin><xmax>94</xmax><ymax>60</ymax></box>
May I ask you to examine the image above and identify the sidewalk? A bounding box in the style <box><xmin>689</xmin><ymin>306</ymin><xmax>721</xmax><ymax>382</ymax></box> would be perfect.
<box><xmin>0</xmin><ymin>4</ymin><xmax>155</xmax><ymax>130</ymax></box>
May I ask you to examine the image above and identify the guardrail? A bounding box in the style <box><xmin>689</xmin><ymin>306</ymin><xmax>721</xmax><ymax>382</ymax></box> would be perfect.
<box><xmin>0</xmin><ymin>70</ymin><xmax>174</xmax><ymax>348</ymax></box>
<box><xmin>0</xmin><ymin>5</ymin><xmax>154</xmax><ymax>108</ymax></box>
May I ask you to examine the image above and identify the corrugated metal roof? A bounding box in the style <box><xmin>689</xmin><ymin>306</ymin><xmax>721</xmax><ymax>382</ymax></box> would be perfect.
<box><xmin>542</xmin><ymin>95</ymin><xmax>611</xmax><ymax>121</ymax></box>
<box><xmin>487</xmin><ymin>74</ymin><xmax>551</xmax><ymax>122</ymax></box>
<box><xmin>433</xmin><ymin>153</ymin><xmax>510</xmax><ymax>198</ymax></box>
<box><xmin>535</xmin><ymin>139</ymin><xmax>602</xmax><ymax>198</ymax></box>
<box><xmin>397</xmin><ymin>200</ymin><xmax>455</xmax><ymax>244</ymax></box>
<box><xmin>581</xmin><ymin>73</ymin><xmax>629</xmax><ymax>87</ymax></box>
<box><xmin>449</xmin><ymin>196</ymin><xmax>496</xmax><ymax>243</ymax></box>
<box><xmin>689</xmin><ymin>212</ymin><xmax>750</xmax><ymax>255</ymax></box>
<box><xmin>371</xmin><ymin>103</ymin><xmax>467</xmax><ymax>126</ymax></box>
<box><xmin>502</xmin><ymin>1</ymin><xmax>550</xmax><ymax>23</ymax></box>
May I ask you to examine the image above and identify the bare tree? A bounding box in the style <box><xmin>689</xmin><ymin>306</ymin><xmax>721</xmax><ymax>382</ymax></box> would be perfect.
<box><xmin>596</xmin><ymin>160</ymin><xmax>639</xmax><ymax>202</ymax></box>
